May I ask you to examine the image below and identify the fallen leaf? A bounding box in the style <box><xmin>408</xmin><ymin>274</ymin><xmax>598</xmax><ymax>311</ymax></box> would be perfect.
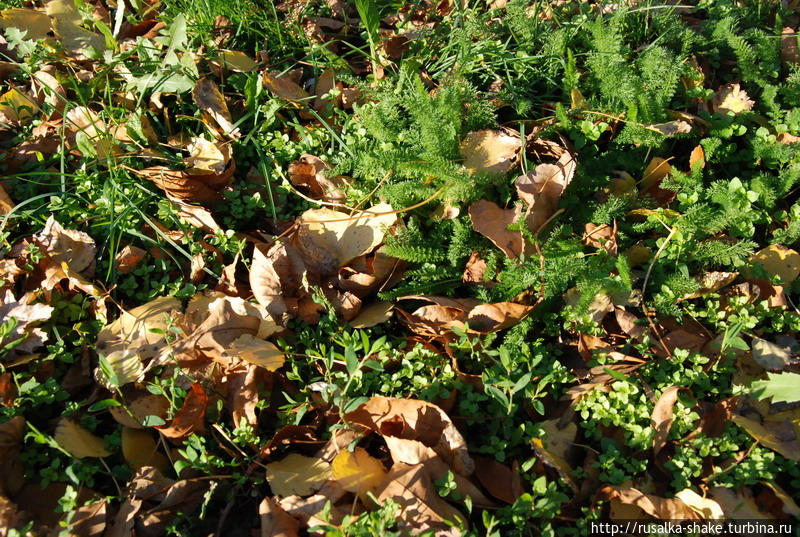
<box><xmin>226</xmin><ymin>334</ymin><xmax>285</xmax><ymax>371</ymax></box>
<box><xmin>652</xmin><ymin>386</ymin><xmax>681</xmax><ymax>456</ymax></box>
<box><xmin>751</xmin><ymin>337</ymin><xmax>793</xmax><ymax>371</ymax></box>
<box><xmin>532</xmin><ymin>419</ymin><xmax>577</xmax><ymax>490</ymax></box>
<box><xmin>295</xmin><ymin>203</ymin><xmax>398</xmax><ymax>274</ymax></box>
<box><xmin>313</xmin><ymin>68</ymin><xmax>336</xmax><ymax>114</ymax></box>
<box><xmin>346</xmin><ymin>396</ymin><xmax>474</xmax><ymax>475</ymax></box>
<box><xmin>709</xmin><ymin>486</ymin><xmax>769</xmax><ymax>519</ymax></box>
<box><xmin>287</xmin><ymin>154</ymin><xmax>345</xmax><ymax>202</ymax></box>
<box><xmin>55</xmin><ymin>419</ymin><xmax>112</xmax><ymax>458</ymax></box>
<box><xmin>158</xmin><ymin>383</ymin><xmax>209</xmax><ymax>440</ymax></box>
<box><xmin>263</xmin><ymin>71</ymin><xmax>311</xmax><ymax>103</ymax></box>
<box><xmin>689</xmin><ymin>145</ymin><xmax>706</xmax><ymax>169</ymax></box>
<box><xmin>97</xmin><ymin>349</ymin><xmax>144</xmax><ymax>388</ymax></box>
<box><xmin>109</xmin><ymin>393</ymin><xmax>170</xmax><ymax>429</ymax></box>
<box><xmin>34</xmin><ymin>216</ymin><xmax>96</xmax><ymax>273</ymax></box>
<box><xmin>331</xmin><ymin>447</ymin><xmax>387</xmax><ymax>497</ymax></box>
<box><xmin>219</xmin><ymin>50</ymin><xmax>258</xmax><ymax>72</ymax></box>
<box><xmin>473</xmin><ymin>456</ymin><xmax>523</xmax><ymax>504</ymax></box>
<box><xmin>0</xmin><ymin>8</ymin><xmax>51</xmax><ymax>39</ymax></box>
<box><xmin>65</xmin><ymin>106</ymin><xmax>114</xmax><ymax>158</ymax></box>
<box><xmin>169</xmin><ymin>197</ymin><xmax>222</xmax><ymax>233</ymax></box>
<box><xmin>516</xmin><ymin>151</ymin><xmax>576</xmax><ymax>231</ymax></box>
<box><xmin>731</xmin><ymin>414</ymin><xmax>800</xmax><ymax>461</ymax></box>
<box><xmin>0</xmin><ymin>289</ymin><xmax>54</xmax><ymax>352</ymax></box>
<box><xmin>640</xmin><ymin>157</ymin><xmax>672</xmax><ymax>192</ymax></box>
<box><xmin>114</xmin><ymin>245</ymin><xmax>146</xmax><ymax>274</ymax></box>
<box><xmin>265</xmin><ymin>453</ymin><xmax>331</xmax><ymax>497</ymax></box>
<box><xmin>184</xmin><ymin>137</ymin><xmax>232</xmax><ymax>174</ymax></box>
<box><xmin>137</xmin><ymin>163</ymin><xmax>235</xmax><ymax>203</ymax></box>
<box><xmin>349</xmin><ymin>301</ymin><xmax>393</xmax><ymax>328</ymax></box>
<box><xmin>0</xmin><ymin>88</ymin><xmax>39</xmax><ymax>126</ymax></box>
<box><xmin>192</xmin><ymin>77</ymin><xmax>240</xmax><ymax>138</ymax></box>
<box><xmin>121</xmin><ymin>427</ymin><xmax>169</xmax><ymax>472</ymax></box>
<box><xmin>466</xmin><ymin>302</ymin><xmax>533</xmax><ymax>332</ymax></box>
<box><xmin>260</xmin><ymin>497</ymin><xmax>300</xmax><ymax>537</ymax></box>
<box><xmin>0</xmin><ymin>184</ymin><xmax>14</xmax><ymax>215</ymax></box>
<box><xmin>600</xmin><ymin>486</ymin><xmax>700</xmax><ymax>519</ymax></box>
<box><xmin>712</xmin><ymin>83</ymin><xmax>755</xmax><ymax>115</ymax></box>
<box><xmin>680</xmin><ymin>271</ymin><xmax>738</xmax><ymax>300</ymax></box>
<box><xmin>96</xmin><ymin>296</ymin><xmax>181</xmax><ymax>358</ymax></box>
<box><xmin>460</xmin><ymin>129</ymin><xmax>522</xmax><ymax>175</ymax></box>
<box><xmin>468</xmin><ymin>200</ymin><xmax>525</xmax><ymax>259</ymax></box>
<box><xmin>647</xmin><ymin>120</ymin><xmax>691</xmax><ymax>136</ymax></box>
<box><xmin>749</xmin><ymin>245</ymin><xmax>800</xmax><ymax>283</ymax></box>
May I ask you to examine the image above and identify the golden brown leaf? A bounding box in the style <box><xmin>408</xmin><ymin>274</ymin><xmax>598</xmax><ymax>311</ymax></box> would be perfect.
<box><xmin>227</xmin><ymin>334</ymin><xmax>285</xmax><ymax>371</ymax></box>
<box><xmin>193</xmin><ymin>77</ymin><xmax>240</xmax><ymax>138</ymax></box>
<box><xmin>158</xmin><ymin>383</ymin><xmax>209</xmax><ymax>440</ymax></box>
<box><xmin>331</xmin><ymin>447</ymin><xmax>387</xmax><ymax>497</ymax></box>
<box><xmin>749</xmin><ymin>245</ymin><xmax>800</xmax><ymax>283</ymax></box>
<box><xmin>712</xmin><ymin>83</ymin><xmax>755</xmax><ymax>115</ymax></box>
<box><xmin>55</xmin><ymin>419</ymin><xmax>112</xmax><ymax>458</ymax></box>
<box><xmin>460</xmin><ymin>129</ymin><xmax>522</xmax><ymax>175</ymax></box>
<box><xmin>651</xmin><ymin>386</ymin><xmax>681</xmax><ymax>456</ymax></box>
<box><xmin>468</xmin><ymin>200</ymin><xmax>525</xmax><ymax>259</ymax></box>
<box><xmin>265</xmin><ymin>453</ymin><xmax>331</xmax><ymax>497</ymax></box>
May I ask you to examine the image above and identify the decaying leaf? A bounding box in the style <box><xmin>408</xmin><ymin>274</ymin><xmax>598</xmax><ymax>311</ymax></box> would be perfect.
<box><xmin>460</xmin><ymin>128</ymin><xmax>522</xmax><ymax>175</ymax></box>
<box><xmin>96</xmin><ymin>296</ymin><xmax>181</xmax><ymax>358</ymax></box>
<box><xmin>55</xmin><ymin>418</ymin><xmax>112</xmax><ymax>458</ymax></box>
<box><xmin>346</xmin><ymin>396</ymin><xmax>474</xmax><ymax>475</ymax></box>
<box><xmin>468</xmin><ymin>200</ymin><xmax>525</xmax><ymax>259</ymax></box>
<box><xmin>287</xmin><ymin>154</ymin><xmax>345</xmax><ymax>202</ymax></box>
<box><xmin>731</xmin><ymin>414</ymin><xmax>800</xmax><ymax>461</ymax></box>
<box><xmin>193</xmin><ymin>77</ymin><xmax>240</xmax><ymax>138</ymax></box>
<box><xmin>515</xmin><ymin>151</ymin><xmax>576</xmax><ymax>231</ymax></box>
<box><xmin>137</xmin><ymin>163</ymin><xmax>234</xmax><ymax>203</ymax></box>
<box><xmin>295</xmin><ymin>203</ymin><xmax>398</xmax><ymax>274</ymax></box>
<box><xmin>158</xmin><ymin>383</ymin><xmax>209</xmax><ymax>440</ymax></box>
<box><xmin>749</xmin><ymin>245</ymin><xmax>800</xmax><ymax>283</ymax></box>
<box><xmin>97</xmin><ymin>349</ymin><xmax>145</xmax><ymax>388</ymax></box>
<box><xmin>600</xmin><ymin>486</ymin><xmax>700</xmax><ymax>519</ymax></box>
<box><xmin>0</xmin><ymin>290</ymin><xmax>54</xmax><ymax>352</ymax></box>
<box><xmin>34</xmin><ymin>216</ymin><xmax>96</xmax><ymax>273</ymax></box>
<box><xmin>0</xmin><ymin>88</ymin><xmax>39</xmax><ymax>126</ymax></box>
<box><xmin>674</xmin><ymin>489</ymin><xmax>724</xmax><ymax>519</ymax></box>
<box><xmin>121</xmin><ymin>427</ymin><xmax>169</xmax><ymax>471</ymax></box>
<box><xmin>219</xmin><ymin>50</ymin><xmax>258</xmax><ymax>72</ymax></box>
<box><xmin>226</xmin><ymin>334</ymin><xmax>285</xmax><ymax>371</ymax></box>
<box><xmin>260</xmin><ymin>496</ymin><xmax>300</xmax><ymax>537</ymax></box>
<box><xmin>184</xmin><ymin>137</ymin><xmax>232</xmax><ymax>174</ymax></box>
<box><xmin>712</xmin><ymin>83</ymin><xmax>755</xmax><ymax>115</ymax></box>
<box><xmin>651</xmin><ymin>386</ymin><xmax>681</xmax><ymax>456</ymax></box>
<box><xmin>114</xmin><ymin>245</ymin><xmax>147</xmax><ymax>274</ymax></box>
<box><xmin>751</xmin><ymin>337</ymin><xmax>793</xmax><ymax>371</ymax></box>
<box><xmin>331</xmin><ymin>447</ymin><xmax>387</xmax><ymax>497</ymax></box>
<box><xmin>263</xmin><ymin>71</ymin><xmax>311</xmax><ymax>103</ymax></box>
<box><xmin>0</xmin><ymin>8</ymin><xmax>51</xmax><ymax>40</ymax></box>
<box><xmin>349</xmin><ymin>301</ymin><xmax>393</xmax><ymax>328</ymax></box>
<box><xmin>532</xmin><ymin>419</ymin><xmax>577</xmax><ymax>490</ymax></box>
<box><xmin>265</xmin><ymin>453</ymin><xmax>331</xmax><ymax>497</ymax></box>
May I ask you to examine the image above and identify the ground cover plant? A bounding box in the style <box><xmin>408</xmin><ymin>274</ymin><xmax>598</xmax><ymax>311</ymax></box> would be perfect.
<box><xmin>2</xmin><ymin>0</ymin><xmax>800</xmax><ymax>534</ymax></box>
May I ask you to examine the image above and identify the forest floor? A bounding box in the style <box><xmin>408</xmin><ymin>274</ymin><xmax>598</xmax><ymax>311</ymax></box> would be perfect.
<box><xmin>2</xmin><ymin>0</ymin><xmax>800</xmax><ymax>535</ymax></box>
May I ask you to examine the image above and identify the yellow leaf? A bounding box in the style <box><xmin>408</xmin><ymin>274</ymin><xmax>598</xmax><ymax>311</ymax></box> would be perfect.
<box><xmin>55</xmin><ymin>419</ymin><xmax>111</xmax><ymax>458</ymax></box>
<box><xmin>459</xmin><ymin>129</ymin><xmax>522</xmax><ymax>175</ymax></box>
<box><xmin>48</xmin><ymin>0</ymin><xmax>106</xmax><ymax>60</ymax></box>
<box><xmin>98</xmin><ymin>349</ymin><xmax>144</xmax><ymax>388</ymax></box>
<box><xmin>265</xmin><ymin>453</ymin><xmax>331</xmax><ymax>497</ymax></box>
<box><xmin>331</xmin><ymin>447</ymin><xmax>387</xmax><ymax>497</ymax></box>
<box><xmin>675</xmin><ymin>489</ymin><xmax>724</xmax><ymax>519</ymax></box>
<box><xmin>296</xmin><ymin>203</ymin><xmax>398</xmax><ymax>272</ymax></box>
<box><xmin>227</xmin><ymin>334</ymin><xmax>285</xmax><ymax>371</ymax></box>
<box><xmin>184</xmin><ymin>137</ymin><xmax>231</xmax><ymax>175</ymax></box>
<box><xmin>0</xmin><ymin>8</ymin><xmax>51</xmax><ymax>39</ymax></box>
<box><xmin>349</xmin><ymin>301</ymin><xmax>393</xmax><ymax>329</ymax></box>
<box><xmin>121</xmin><ymin>427</ymin><xmax>169</xmax><ymax>472</ymax></box>
<box><xmin>0</xmin><ymin>88</ymin><xmax>39</xmax><ymax>125</ymax></box>
<box><xmin>712</xmin><ymin>83</ymin><xmax>755</xmax><ymax>115</ymax></box>
<box><xmin>749</xmin><ymin>245</ymin><xmax>800</xmax><ymax>283</ymax></box>
<box><xmin>641</xmin><ymin>157</ymin><xmax>672</xmax><ymax>191</ymax></box>
<box><xmin>262</xmin><ymin>71</ymin><xmax>311</xmax><ymax>102</ymax></box>
<box><xmin>96</xmin><ymin>296</ymin><xmax>181</xmax><ymax>358</ymax></box>
<box><xmin>220</xmin><ymin>50</ymin><xmax>257</xmax><ymax>72</ymax></box>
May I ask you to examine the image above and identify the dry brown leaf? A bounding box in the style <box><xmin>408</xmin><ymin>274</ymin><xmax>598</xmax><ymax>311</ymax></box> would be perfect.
<box><xmin>468</xmin><ymin>200</ymin><xmax>525</xmax><ymax>259</ymax></box>
<box><xmin>65</xmin><ymin>106</ymin><xmax>114</xmax><ymax>157</ymax></box>
<box><xmin>712</xmin><ymin>83</ymin><xmax>755</xmax><ymax>115</ymax></box>
<box><xmin>96</xmin><ymin>296</ymin><xmax>181</xmax><ymax>358</ymax></box>
<box><xmin>137</xmin><ymin>163</ymin><xmax>234</xmax><ymax>203</ymax></box>
<box><xmin>260</xmin><ymin>496</ymin><xmax>300</xmax><ymax>537</ymax></box>
<box><xmin>34</xmin><ymin>216</ymin><xmax>96</xmax><ymax>273</ymax></box>
<box><xmin>31</xmin><ymin>70</ymin><xmax>66</xmax><ymax>115</ymax></box>
<box><xmin>640</xmin><ymin>157</ymin><xmax>672</xmax><ymax>192</ymax></box>
<box><xmin>227</xmin><ymin>364</ymin><xmax>262</xmax><ymax>427</ymax></box>
<box><xmin>781</xmin><ymin>27</ymin><xmax>799</xmax><ymax>64</ymax></box>
<box><xmin>0</xmin><ymin>184</ymin><xmax>14</xmax><ymax>215</ymax></box>
<box><xmin>287</xmin><ymin>154</ymin><xmax>345</xmax><ymax>202</ymax></box>
<box><xmin>462</xmin><ymin>252</ymin><xmax>488</xmax><ymax>284</ymax></box>
<box><xmin>749</xmin><ymin>245</ymin><xmax>800</xmax><ymax>283</ymax></box>
<box><xmin>314</xmin><ymin>68</ymin><xmax>336</xmax><ymax>114</ymax></box>
<box><xmin>515</xmin><ymin>151</ymin><xmax>576</xmax><ymax>231</ymax></box>
<box><xmin>473</xmin><ymin>456</ymin><xmax>523</xmax><ymax>504</ymax></box>
<box><xmin>0</xmin><ymin>416</ymin><xmax>26</xmax><ymax>497</ymax></box>
<box><xmin>375</xmin><ymin>463</ymin><xmax>466</xmax><ymax>536</ymax></box>
<box><xmin>226</xmin><ymin>334</ymin><xmax>285</xmax><ymax>371</ymax></box>
<box><xmin>55</xmin><ymin>418</ymin><xmax>112</xmax><ymax>458</ymax></box>
<box><xmin>689</xmin><ymin>145</ymin><xmax>706</xmax><ymax>170</ymax></box>
<box><xmin>651</xmin><ymin>386</ymin><xmax>681</xmax><ymax>456</ymax></box>
<box><xmin>708</xmin><ymin>487</ymin><xmax>769</xmax><ymax>519</ymax></box>
<box><xmin>265</xmin><ymin>453</ymin><xmax>331</xmax><ymax>497</ymax></box>
<box><xmin>193</xmin><ymin>77</ymin><xmax>240</xmax><ymax>138</ymax></box>
<box><xmin>466</xmin><ymin>302</ymin><xmax>533</xmax><ymax>333</ymax></box>
<box><xmin>680</xmin><ymin>271</ymin><xmax>737</xmax><ymax>300</ymax></box>
<box><xmin>331</xmin><ymin>447</ymin><xmax>387</xmax><ymax>497</ymax></box>
<box><xmin>109</xmin><ymin>393</ymin><xmax>170</xmax><ymax>429</ymax></box>
<box><xmin>0</xmin><ymin>289</ymin><xmax>54</xmax><ymax>353</ymax></box>
<box><xmin>169</xmin><ymin>197</ymin><xmax>222</xmax><ymax>233</ymax></box>
<box><xmin>731</xmin><ymin>414</ymin><xmax>800</xmax><ymax>461</ymax></box>
<box><xmin>346</xmin><ymin>396</ymin><xmax>474</xmax><ymax>475</ymax></box>
<box><xmin>460</xmin><ymin>129</ymin><xmax>522</xmax><ymax>175</ymax></box>
<box><xmin>114</xmin><ymin>245</ymin><xmax>146</xmax><ymax>274</ymax></box>
<box><xmin>263</xmin><ymin>71</ymin><xmax>311</xmax><ymax>103</ymax></box>
<box><xmin>250</xmin><ymin>242</ymin><xmax>291</xmax><ymax>319</ymax></box>
<box><xmin>158</xmin><ymin>383</ymin><xmax>209</xmax><ymax>440</ymax></box>
<box><xmin>296</xmin><ymin>203</ymin><xmax>398</xmax><ymax>274</ymax></box>
<box><xmin>349</xmin><ymin>301</ymin><xmax>393</xmax><ymax>328</ymax></box>
<box><xmin>601</xmin><ymin>486</ymin><xmax>700</xmax><ymax>519</ymax></box>
<box><xmin>751</xmin><ymin>337</ymin><xmax>793</xmax><ymax>371</ymax></box>
<box><xmin>647</xmin><ymin>120</ymin><xmax>692</xmax><ymax>136</ymax></box>
<box><xmin>532</xmin><ymin>419</ymin><xmax>577</xmax><ymax>490</ymax></box>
